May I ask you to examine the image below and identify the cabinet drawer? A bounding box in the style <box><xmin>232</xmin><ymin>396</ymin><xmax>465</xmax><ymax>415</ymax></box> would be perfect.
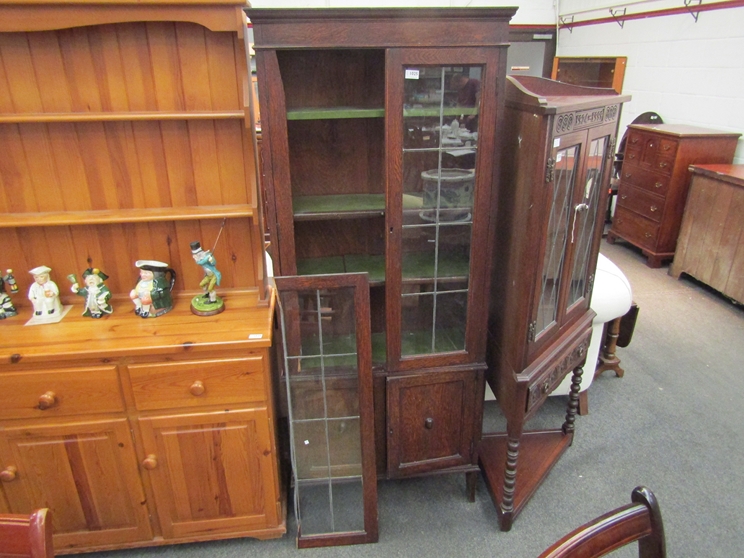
<box><xmin>612</xmin><ymin>206</ymin><xmax>660</xmax><ymax>250</ymax></box>
<box><xmin>619</xmin><ymin>164</ymin><xmax>670</xmax><ymax>197</ymax></box>
<box><xmin>128</xmin><ymin>356</ymin><xmax>267</xmax><ymax>411</ymax></box>
<box><xmin>0</xmin><ymin>366</ymin><xmax>123</xmax><ymax>420</ymax></box>
<box><xmin>526</xmin><ymin>332</ymin><xmax>590</xmax><ymax>413</ymax></box>
<box><xmin>659</xmin><ymin>137</ymin><xmax>678</xmax><ymax>158</ymax></box>
<box><xmin>617</xmin><ymin>183</ymin><xmax>664</xmax><ymax>223</ymax></box>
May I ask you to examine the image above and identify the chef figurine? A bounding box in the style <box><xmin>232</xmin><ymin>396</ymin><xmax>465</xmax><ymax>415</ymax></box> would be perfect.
<box><xmin>189</xmin><ymin>241</ymin><xmax>224</xmax><ymax>316</ymax></box>
<box><xmin>0</xmin><ymin>270</ymin><xmax>18</xmax><ymax>319</ymax></box>
<box><xmin>28</xmin><ymin>265</ymin><xmax>63</xmax><ymax>316</ymax></box>
<box><xmin>71</xmin><ymin>268</ymin><xmax>112</xmax><ymax>319</ymax></box>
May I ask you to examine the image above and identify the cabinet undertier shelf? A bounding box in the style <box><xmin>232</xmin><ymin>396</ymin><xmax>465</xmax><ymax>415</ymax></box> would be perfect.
<box><xmin>285</xmin><ymin>107</ymin><xmax>478</xmax><ymax>120</ymax></box>
<box><xmin>478</xmin><ymin>430</ymin><xmax>573</xmax><ymax>524</ymax></box>
<box><xmin>296</xmin><ymin>253</ymin><xmax>470</xmax><ymax>286</ymax></box>
<box><xmin>0</xmin><ymin>290</ymin><xmax>272</xmax><ymax>364</ymax></box>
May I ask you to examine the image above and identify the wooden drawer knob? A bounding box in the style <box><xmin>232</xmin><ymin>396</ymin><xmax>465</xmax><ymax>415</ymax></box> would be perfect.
<box><xmin>0</xmin><ymin>466</ymin><xmax>17</xmax><ymax>482</ymax></box>
<box><xmin>142</xmin><ymin>455</ymin><xmax>158</xmax><ymax>470</ymax></box>
<box><xmin>38</xmin><ymin>391</ymin><xmax>57</xmax><ymax>410</ymax></box>
<box><xmin>190</xmin><ymin>380</ymin><xmax>205</xmax><ymax>396</ymax></box>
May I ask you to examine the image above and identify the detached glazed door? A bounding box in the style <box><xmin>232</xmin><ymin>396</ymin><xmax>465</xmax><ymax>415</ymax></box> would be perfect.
<box><xmin>530</xmin><ymin>125</ymin><xmax>613</xmax><ymax>355</ymax></box>
<box><xmin>385</xmin><ymin>48</ymin><xmax>500</xmax><ymax>371</ymax></box>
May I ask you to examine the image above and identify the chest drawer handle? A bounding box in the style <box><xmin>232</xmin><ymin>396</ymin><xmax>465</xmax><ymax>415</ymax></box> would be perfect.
<box><xmin>644</xmin><ymin>232</ymin><xmax>653</xmax><ymax>238</ymax></box>
<box><xmin>654</xmin><ymin>182</ymin><xmax>663</xmax><ymax>189</ymax></box>
<box><xmin>424</xmin><ymin>417</ymin><xmax>434</xmax><ymax>429</ymax></box>
<box><xmin>0</xmin><ymin>466</ymin><xmax>17</xmax><ymax>482</ymax></box>
<box><xmin>628</xmin><ymin>153</ymin><xmax>635</xmax><ymax>159</ymax></box>
<box><xmin>190</xmin><ymin>380</ymin><xmax>206</xmax><ymax>396</ymax></box>
<box><xmin>142</xmin><ymin>455</ymin><xmax>158</xmax><ymax>470</ymax></box>
<box><xmin>630</xmin><ymin>137</ymin><xmax>638</xmax><ymax>144</ymax></box>
<box><xmin>663</xmin><ymin>144</ymin><xmax>671</xmax><ymax>151</ymax></box>
<box><xmin>38</xmin><ymin>391</ymin><xmax>57</xmax><ymax>410</ymax></box>
<box><xmin>658</xmin><ymin>161</ymin><xmax>668</xmax><ymax>168</ymax></box>
<box><xmin>621</xmin><ymin>194</ymin><xmax>627</xmax><ymax>200</ymax></box>
<box><xmin>541</xmin><ymin>380</ymin><xmax>551</xmax><ymax>394</ymax></box>
<box><xmin>650</xmin><ymin>205</ymin><xmax>659</xmax><ymax>212</ymax></box>
<box><xmin>625</xmin><ymin>173</ymin><xmax>632</xmax><ymax>179</ymax></box>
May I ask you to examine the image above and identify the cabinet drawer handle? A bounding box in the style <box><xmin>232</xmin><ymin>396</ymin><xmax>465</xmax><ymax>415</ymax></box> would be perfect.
<box><xmin>142</xmin><ymin>455</ymin><xmax>158</xmax><ymax>470</ymax></box>
<box><xmin>0</xmin><ymin>466</ymin><xmax>17</xmax><ymax>482</ymax></box>
<box><xmin>541</xmin><ymin>381</ymin><xmax>551</xmax><ymax>394</ymax></box>
<box><xmin>654</xmin><ymin>182</ymin><xmax>663</xmax><ymax>189</ymax></box>
<box><xmin>663</xmin><ymin>144</ymin><xmax>671</xmax><ymax>151</ymax></box>
<box><xmin>658</xmin><ymin>161</ymin><xmax>668</xmax><ymax>168</ymax></box>
<box><xmin>631</xmin><ymin>137</ymin><xmax>638</xmax><ymax>144</ymax></box>
<box><xmin>424</xmin><ymin>417</ymin><xmax>434</xmax><ymax>429</ymax></box>
<box><xmin>38</xmin><ymin>391</ymin><xmax>57</xmax><ymax>410</ymax></box>
<box><xmin>650</xmin><ymin>205</ymin><xmax>658</xmax><ymax>212</ymax></box>
<box><xmin>644</xmin><ymin>232</ymin><xmax>653</xmax><ymax>238</ymax></box>
<box><xmin>627</xmin><ymin>153</ymin><xmax>635</xmax><ymax>159</ymax></box>
<box><xmin>190</xmin><ymin>380</ymin><xmax>205</xmax><ymax>396</ymax></box>
<box><xmin>625</xmin><ymin>173</ymin><xmax>632</xmax><ymax>179</ymax></box>
<box><xmin>621</xmin><ymin>194</ymin><xmax>627</xmax><ymax>200</ymax></box>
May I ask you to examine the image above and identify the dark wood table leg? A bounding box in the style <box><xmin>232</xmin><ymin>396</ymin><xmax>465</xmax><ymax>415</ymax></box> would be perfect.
<box><xmin>595</xmin><ymin>317</ymin><xmax>624</xmax><ymax>378</ymax></box>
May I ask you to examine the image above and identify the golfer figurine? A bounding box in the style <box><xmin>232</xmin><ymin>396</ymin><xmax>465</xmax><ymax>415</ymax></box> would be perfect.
<box><xmin>190</xmin><ymin>240</ymin><xmax>224</xmax><ymax>316</ymax></box>
<box><xmin>70</xmin><ymin>268</ymin><xmax>113</xmax><ymax>319</ymax></box>
<box><xmin>28</xmin><ymin>265</ymin><xmax>63</xmax><ymax>317</ymax></box>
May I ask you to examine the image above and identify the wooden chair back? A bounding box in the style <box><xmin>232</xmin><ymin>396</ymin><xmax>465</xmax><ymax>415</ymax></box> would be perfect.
<box><xmin>538</xmin><ymin>487</ymin><xmax>666</xmax><ymax>558</ymax></box>
<box><xmin>0</xmin><ymin>509</ymin><xmax>54</xmax><ymax>558</ymax></box>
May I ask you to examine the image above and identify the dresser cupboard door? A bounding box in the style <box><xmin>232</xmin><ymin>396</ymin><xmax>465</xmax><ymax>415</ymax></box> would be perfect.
<box><xmin>0</xmin><ymin>418</ymin><xmax>152</xmax><ymax>551</ymax></box>
<box><xmin>137</xmin><ymin>408</ymin><xmax>280</xmax><ymax>539</ymax></box>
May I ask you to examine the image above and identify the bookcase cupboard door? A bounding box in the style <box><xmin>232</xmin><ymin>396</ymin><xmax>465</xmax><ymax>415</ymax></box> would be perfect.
<box><xmin>385</xmin><ymin>48</ymin><xmax>502</xmax><ymax>372</ymax></box>
<box><xmin>0</xmin><ymin>418</ymin><xmax>152</xmax><ymax>551</ymax></box>
<box><xmin>137</xmin><ymin>409</ymin><xmax>280</xmax><ymax>540</ymax></box>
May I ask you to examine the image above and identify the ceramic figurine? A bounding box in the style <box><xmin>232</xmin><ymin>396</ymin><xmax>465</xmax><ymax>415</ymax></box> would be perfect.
<box><xmin>28</xmin><ymin>265</ymin><xmax>63</xmax><ymax>316</ymax></box>
<box><xmin>130</xmin><ymin>260</ymin><xmax>176</xmax><ymax>318</ymax></box>
<box><xmin>189</xmin><ymin>241</ymin><xmax>224</xmax><ymax>316</ymax></box>
<box><xmin>0</xmin><ymin>270</ymin><xmax>18</xmax><ymax>320</ymax></box>
<box><xmin>70</xmin><ymin>268</ymin><xmax>112</xmax><ymax>318</ymax></box>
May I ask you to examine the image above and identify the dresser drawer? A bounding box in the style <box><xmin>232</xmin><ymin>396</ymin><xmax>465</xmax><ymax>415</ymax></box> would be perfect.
<box><xmin>617</xmin><ymin>183</ymin><xmax>664</xmax><ymax>223</ymax></box>
<box><xmin>612</xmin><ymin>206</ymin><xmax>660</xmax><ymax>251</ymax></box>
<box><xmin>128</xmin><ymin>356</ymin><xmax>267</xmax><ymax>411</ymax></box>
<box><xmin>0</xmin><ymin>366</ymin><xmax>123</xmax><ymax>419</ymax></box>
<box><xmin>619</xmin><ymin>164</ymin><xmax>670</xmax><ymax>197</ymax></box>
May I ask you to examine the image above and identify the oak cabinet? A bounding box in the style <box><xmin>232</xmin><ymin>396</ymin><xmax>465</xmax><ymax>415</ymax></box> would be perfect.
<box><xmin>608</xmin><ymin>124</ymin><xmax>740</xmax><ymax>267</ymax></box>
<box><xmin>249</xmin><ymin>7</ymin><xmax>516</xmax><ymax>484</ymax></box>
<box><xmin>482</xmin><ymin>76</ymin><xmax>629</xmax><ymax>530</ymax></box>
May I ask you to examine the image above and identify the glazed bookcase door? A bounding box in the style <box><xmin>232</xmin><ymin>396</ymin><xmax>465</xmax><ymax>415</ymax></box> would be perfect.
<box><xmin>386</xmin><ymin>48</ymin><xmax>500</xmax><ymax>372</ymax></box>
<box><xmin>563</xmin><ymin>125</ymin><xmax>613</xmax><ymax>323</ymax></box>
<box><xmin>275</xmin><ymin>273</ymin><xmax>378</xmax><ymax>548</ymax></box>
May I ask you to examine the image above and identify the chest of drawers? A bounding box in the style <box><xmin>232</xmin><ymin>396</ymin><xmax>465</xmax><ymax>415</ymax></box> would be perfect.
<box><xmin>607</xmin><ymin>124</ymin><xmax>740</xmax><ymax>267</ymax></box>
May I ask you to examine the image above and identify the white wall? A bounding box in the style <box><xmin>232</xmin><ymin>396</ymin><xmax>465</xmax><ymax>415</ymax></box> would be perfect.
<box><xmin>247</xmin><ymin>1</ymin><xmax>744</xmax><ymax>161</ymax></box>
<box><xmin>556</xmin><ymin>3</ymin><xmax>744</xmax><ymax>163</ymax></box>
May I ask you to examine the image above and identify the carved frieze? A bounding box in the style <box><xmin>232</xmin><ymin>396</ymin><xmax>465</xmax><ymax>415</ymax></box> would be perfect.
<box><xmin>554</xmin><ymin>104</ymin><xmax>620</xmax><ymax>135</ymax></box>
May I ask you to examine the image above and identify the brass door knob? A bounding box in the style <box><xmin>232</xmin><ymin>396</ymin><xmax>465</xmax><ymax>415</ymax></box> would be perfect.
<box><xmin>0</xmin><ymin>466</ymin><xmax>17</xmax><ymax>482</ymax></box>
<box><xmin>190</xmin><ymin>380</ymin><xmax>205</xmax><ymax>396</ymax></box>
<box><xmin>142</xmin><ymin>455</ymin><xmax>158</xmax><ymax>470</ymax></box>
<box><xmin>38</xmin><ymin>391</ymin><xmax>57</xmax><ymax>410</ymax></box>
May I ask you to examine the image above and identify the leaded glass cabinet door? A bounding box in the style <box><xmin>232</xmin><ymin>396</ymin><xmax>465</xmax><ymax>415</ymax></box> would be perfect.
<box><xmin>530</xmin><ymin>129</ymin><xmax>586</xmax><ymax>349</ymax></box>
<box><xmin>563</xmin><ymin>126</ymin><xmax>613</xmax><ymax>323</ymax></box>
<box><xmin>275</xmin><ymin>273</ymin><xmax>378</xmax><ymax>548</ymax></box>
<box><xmin>385</xmin><ymin>48</ymin><xmax>500</xmax><ymax>371</ymax></box>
